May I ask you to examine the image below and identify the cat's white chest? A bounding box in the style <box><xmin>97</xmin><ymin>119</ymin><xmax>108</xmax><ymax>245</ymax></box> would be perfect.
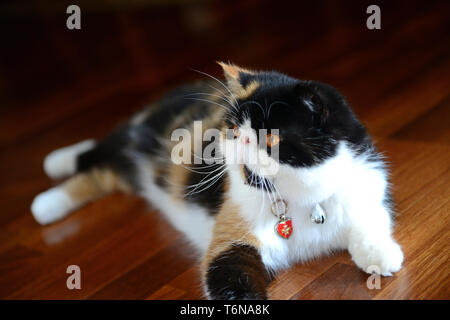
<box><xmin>254</xmin><ymin>196</ymin><xmax>348</xmax><ymax>271</ymax></box>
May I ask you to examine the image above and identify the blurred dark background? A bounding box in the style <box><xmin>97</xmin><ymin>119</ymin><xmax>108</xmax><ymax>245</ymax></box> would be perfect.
<box><xmin>0</xmin><ymin>0</ymin><xmax>448</xmax><ymax>299</ymax></box>
<box><xmin>0</xmin><ymin>0</ymin><xmax>447</xmax><ymax>148</ymax></box>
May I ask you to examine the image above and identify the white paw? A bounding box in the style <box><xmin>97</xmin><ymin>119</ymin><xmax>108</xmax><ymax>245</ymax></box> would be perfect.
<box><xmin>44</xmin><ymin>139</ymin><xmax>96</xmax><ymax>179</ymax></box>
<box><xmin>31</xmin><ymin>187</ymin><xmax>76</xmax><ymax>225</ymax></box>
<box><xmin>350</xmin><ymin>240</ymin><xmax>404</xmax><ymax>276</ymax></box>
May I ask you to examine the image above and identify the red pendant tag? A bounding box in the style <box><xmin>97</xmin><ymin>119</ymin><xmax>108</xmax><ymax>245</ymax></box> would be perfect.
<box><xmin>275</xmin><ymin>218</ymin><xmax>293</xmax><ymax>239</ymax></box>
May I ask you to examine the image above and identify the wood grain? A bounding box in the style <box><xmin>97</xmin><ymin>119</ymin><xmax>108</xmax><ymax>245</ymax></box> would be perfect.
<box><xmin>0</xmin><ymin>0</ymin><xmax>448</xmax><ymax>300</ymax></box>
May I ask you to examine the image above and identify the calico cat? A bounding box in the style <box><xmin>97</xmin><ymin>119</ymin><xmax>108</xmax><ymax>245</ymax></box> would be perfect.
<box><xmin>31</xmin><ymin>62</ymin><xmax>403</xmax><ymax>299</ymax></box>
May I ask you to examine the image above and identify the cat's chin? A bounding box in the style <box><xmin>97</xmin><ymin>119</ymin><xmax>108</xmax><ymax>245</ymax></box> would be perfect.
<box><xmin>242</xmin><ymin>164</ymin><xmax>274</xmax><ymax>190</ymax></box>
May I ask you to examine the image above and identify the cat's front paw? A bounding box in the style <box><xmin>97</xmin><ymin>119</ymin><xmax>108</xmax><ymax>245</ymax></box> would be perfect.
<box><xmin>349</xmin><ymin>240</ymin><xmax>404</xmax><ymax>276</ymax></box>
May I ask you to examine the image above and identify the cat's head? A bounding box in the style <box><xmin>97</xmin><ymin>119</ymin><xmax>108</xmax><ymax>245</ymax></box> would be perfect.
<box><xmin>218</xmin><ymin>62</ymin><xmax>367</xmax><ymax>184</ymax></box>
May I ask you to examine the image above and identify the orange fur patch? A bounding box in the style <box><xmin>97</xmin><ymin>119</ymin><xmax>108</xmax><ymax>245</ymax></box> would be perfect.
<box><xmin>236</xmin><ymin>81</ymin><xmax>260</xmax><ymax>99</ymax></box>
<box><xmin>217</xmin><ymin>62</ymin><xmax>259</xmax><ymax>99</ymax></box>
<box><xmin>217</xmin><ymin>61</ymin><xmax>254</xmax><ymax>80</ymax></box>
<box><xmin>201</xmin><ymin>197</ymin><xmax>260</xmax><ymax>278</ymax></box>
<box><xmin>62</xmin><ymin>168</ymin><xmax>130</xmax><ymax>205</ymax></box>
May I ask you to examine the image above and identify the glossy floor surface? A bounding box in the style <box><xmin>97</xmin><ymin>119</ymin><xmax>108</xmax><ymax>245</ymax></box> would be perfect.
<box><xmin>0</xmin><ymin>0</ymin><xmax>448</xmax><ymax>299</ymax></box>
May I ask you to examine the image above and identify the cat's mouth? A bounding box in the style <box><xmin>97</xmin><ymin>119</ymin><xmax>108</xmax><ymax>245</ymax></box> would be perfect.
<box><xmin>242</xmin><ymin>165</ymin><xmax>274</xmax><ymax>191</ymax></box>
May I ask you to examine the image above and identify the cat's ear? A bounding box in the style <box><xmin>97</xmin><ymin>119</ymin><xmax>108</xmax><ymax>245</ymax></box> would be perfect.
<box><xmin>217</xmin><ymin>61</ymin><xmax>256</xmax><ymax>98</ymax></box>
<box><xmin>295</xmin><ymin>84</ymin><xmax>328</xmax><ymax>125</ymax></box>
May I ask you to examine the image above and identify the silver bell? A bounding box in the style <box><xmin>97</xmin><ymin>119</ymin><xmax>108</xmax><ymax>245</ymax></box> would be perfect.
<box><xmin>311</xmin><ymin>204</ymin><xmax>326</xmax><ymax>224</ymax></box>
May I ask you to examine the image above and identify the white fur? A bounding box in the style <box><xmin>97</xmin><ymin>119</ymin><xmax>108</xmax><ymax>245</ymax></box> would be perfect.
<box><xmin>136</xmin><ymin>159</ymin><xmax>215</xmax><ymax>252</ymax></box>
<box><xmin>220</xmin><ymin>122</ymin><xmax>403</xmax><ymax>276</ymax></box>
<box><xmin>44</xmin><ymin>139</ymin><xmax>96</xmax><ymax>179</ymax></box>
<box><xmin>31</xmin><ymin>187</ymin><xmax>77</xmax><ymax>225</ymax></box>
<box><xmin>135</xmin><ymin>119</ymin><xmax>403</xmax><ymax>276</ymax></box>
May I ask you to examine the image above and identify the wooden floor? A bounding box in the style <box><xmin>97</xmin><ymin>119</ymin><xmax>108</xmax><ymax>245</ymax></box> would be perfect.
<box><xmin>0</xmin><ymin>0</ymin><xmax>449</xmax><ymax>300</ymax></box>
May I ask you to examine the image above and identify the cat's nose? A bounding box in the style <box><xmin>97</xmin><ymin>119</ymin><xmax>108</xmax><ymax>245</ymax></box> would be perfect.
<box><xmin>242</xmin><ymin>135</ymin><xmax>250</xmax><ymax>144</ymax></box>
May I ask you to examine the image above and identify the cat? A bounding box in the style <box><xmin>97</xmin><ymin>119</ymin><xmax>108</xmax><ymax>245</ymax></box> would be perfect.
<box><xmin>31</xmin><ymin>62</ymin><xmax>403</xmax><ymax>299</ymax></box>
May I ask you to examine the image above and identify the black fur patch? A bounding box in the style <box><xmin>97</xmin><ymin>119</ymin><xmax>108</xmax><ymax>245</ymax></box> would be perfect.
<box><xmin>206</xmin><ymin>244</ymin><xmax>273</xmax><ymax>300</ymax></box>
<box><xmin>231</xmin><ymin>72</ymin><xmax>371</xmax><ymax>168</ymax></box>
<box><xmin>142</xmin><ymin>82</ymin><xmax>216</xmax><ymax>135</ymax></box>
<box><xmin>76</xmin><ymin>124</ymin><xmax>153</xmax><ymax>190</ymax></box>
<box><xmin>383</xmin><ymin>188</ymin><xmax>396</xmax><ymax>221</ymax></box>
<box><xmin>184</xmin><ymin>162</ymin><xmax>226</xmax><ymax>216</ymax></box>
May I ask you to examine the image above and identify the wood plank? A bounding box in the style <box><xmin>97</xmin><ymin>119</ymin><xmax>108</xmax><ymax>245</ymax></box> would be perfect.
<box><xmin>5</xmin><ymin>198</ymin><xmax>179</xmax><ymax>299</ymax></box>
<box><xmin>374</xmin><ymin>173</ymin><xmax>450</xmax><ymax>299</ymax></box>
<box><xmin>374</xmin><ymin>232</ymin><xmax>449</xmax><ymax>299</ymax></box>
<box><xmin>148</xmin><ymin>266</ymin><xmax>205</xmax><ymax>300</ymax></box>
<box><xmin>290</xmin><ymin>263</ymin><xmax>381</xmax><ymax>300</ymax></box>
<box><xmin>0</xmin><ymin>1</ymin><xmax>448</xmax><ymax>300</ymax></box>
<box><xmin>88</xmin><ymin>237</ymin><xmax>197</xmax><ymax>299</ymax></box>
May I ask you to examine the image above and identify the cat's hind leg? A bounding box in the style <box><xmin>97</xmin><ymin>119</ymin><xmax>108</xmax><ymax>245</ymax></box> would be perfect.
<box><xmin>31</xmin><ymin>168</ymin><xmax>130</xmax><ymax>225</ymax></box>
<box><xmin>32</xmin><ymin>126</ymin><xmax>143</xmax><ymax>225</ymax></box>
<box><xmin>43</xmin><ymin>139</ymin><xmax>96</xmax><ymax>179</ymax></box>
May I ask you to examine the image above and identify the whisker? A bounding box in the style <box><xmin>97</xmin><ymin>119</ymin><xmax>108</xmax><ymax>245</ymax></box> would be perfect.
<box><xmin>190</xmin><ymin>68</ymin><xmax>239</xmax><ymax>107</ymax></box>
<box><xmin>191</xmin><ymin>151</ymin><xmax>224</xmax><ymax>164</ymax></box>
<box><xmin>204</xmin><ymin>83</ymin><xmax>239</xmax><ymax>112</ymax></box>
<box><xmin>267</xmin><ymin>101</ymin><xmax>291</xmax><ymax>119</ymax></box>
<box><xmin>185</xmin><ymin>169</ymin><xmax>227</xmax><ymax>196</ymax></box>
<box><xmin>184</xmin><ymin>97</ymin><xmax>237</xmax><ymax>117</ymax></box>
<box><xmin>179</xmin><ymin>163</ymin><xmax>225</xmax><ymax>175</ymax></box>
<box><xmin>184</xmin><ymin>92</ymin><xmax>236</xmax><ymax>111</ymax></box>
<box><xmin>239</xmin><ymin>100</ymin><xmax>266</xmax><ymax>119</ymax></box>
<box><xmin>185</xmin><ymin>164</ymin><xmax>227</xmax><ymax>190</ymax></box>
